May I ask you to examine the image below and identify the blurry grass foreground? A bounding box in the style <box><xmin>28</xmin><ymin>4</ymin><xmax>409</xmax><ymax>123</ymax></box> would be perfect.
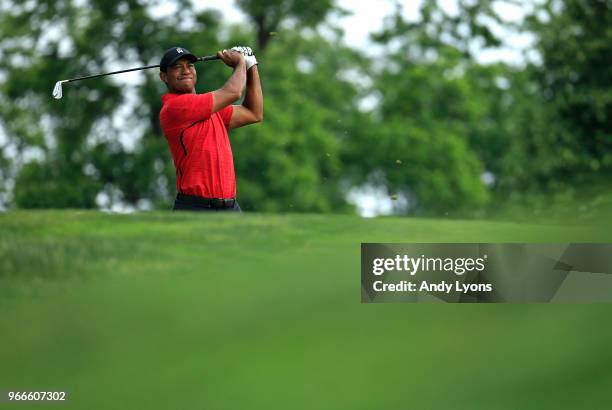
<box><xmin>0</xmin><ymin>211</ymin><xmax>612</xmax><ymax>410</ymax></box>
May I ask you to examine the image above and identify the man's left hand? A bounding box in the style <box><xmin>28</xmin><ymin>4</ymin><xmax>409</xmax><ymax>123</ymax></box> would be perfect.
<box><xmin>230</xmin><ymin>46</ymin><xmax>257</xmax><ymax>70</ymax></box>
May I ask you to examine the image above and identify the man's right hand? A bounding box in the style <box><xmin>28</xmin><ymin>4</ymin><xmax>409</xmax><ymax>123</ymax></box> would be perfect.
<box><xmin>217</xmin><ymin>49</ymin><xmax>245</xmax><ymax>68</ymax></box>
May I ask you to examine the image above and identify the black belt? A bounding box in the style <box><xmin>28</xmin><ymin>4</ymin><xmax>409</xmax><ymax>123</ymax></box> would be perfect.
<box><xmin>176</xmin><ymin>193</ymin><xmax>236</xmax><ymax>209</ymax></box>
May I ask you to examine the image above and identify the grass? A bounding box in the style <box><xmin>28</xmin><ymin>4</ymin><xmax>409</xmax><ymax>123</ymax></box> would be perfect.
<box><xmin>1</xmin><ymin>210</ymin><xmax>611</xmax><ymax>409</ymax></box>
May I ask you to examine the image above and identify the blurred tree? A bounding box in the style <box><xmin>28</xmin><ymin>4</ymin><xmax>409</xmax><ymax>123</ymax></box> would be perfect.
<box><xmin>235</xmin><ymin>0</ymin><xmax>338</xmax><ymax>50</ymax></box>
<box><xmin>475</xmin><ymin>0</ymin><xmax>612</xmax><ymax>213</ymax></box>
<box><xmin>0</xmin><ymin>0</ymin><xmax>362</xmax><ymax>212</ymax></box>
<box><xmin>0</xmin><ymin>0</ymin><xmax>218</xmax><ymax>207</ymax></box>
<box><xmin>344</xmin><ymin>0</ymin><xmax>509</xmax><ymax>214</ymax></box>
<box><xmin>0</xmin><ymin>0</ymin><xmax>227</xmax><ymax>209</ymax></box>
<box><xmin>2</xmin><ymin>0</ymin><xmax>607</xmax><ymax>215</ymax></box>
<box><xmin>0</xmin><ymin>146</ymin><xmax>11</xmax><ymax>209</ymax></box>
<box><xmin>228</xmin><ymin>29</ymin><xmax>365</xmax><ymax>212</ymax></box>
<box><xmin>515</xmin><ymin>0</ymin><xmax>612</xmax><ymax>191</ymax></box>
<box><xmin>351</xmin><ymin>0</ymin><xmax>611</xmax><ymax>215</ymax></box>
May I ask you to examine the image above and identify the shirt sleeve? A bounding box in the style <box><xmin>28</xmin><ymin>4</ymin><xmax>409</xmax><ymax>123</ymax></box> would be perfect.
<box><xmin>165</xmin><ymin>92</ymin><xmax>213</xmax><ymax>126</ymax></box>
<box><xmin>219</xmin><ymin>105</ymin><xmax>234</xmax><ymax>127</ymax></box>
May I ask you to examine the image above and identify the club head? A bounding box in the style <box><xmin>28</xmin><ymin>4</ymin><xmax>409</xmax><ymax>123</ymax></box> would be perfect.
<box><xmin>52</xmin><ymin>80</ymin><xmax>66</xmax><ymax>100</ymax></box>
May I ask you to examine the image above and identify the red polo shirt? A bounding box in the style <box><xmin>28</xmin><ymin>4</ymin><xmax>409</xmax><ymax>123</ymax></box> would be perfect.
<box><xmin>159</xmin><ymin>92</ymin><xmax>235</xmax><ymax>198</ymax></box>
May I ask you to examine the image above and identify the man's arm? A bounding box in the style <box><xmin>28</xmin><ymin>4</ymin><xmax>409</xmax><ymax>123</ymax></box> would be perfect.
<box><xmin>212</xmin><ymin>50</ymin><xmax>246</xmax><ymax>113</ymax></box>
<box><xmin>228</xmin><ymin>64</ymin><xmax>263</xmax><ymax>129</ymax></box>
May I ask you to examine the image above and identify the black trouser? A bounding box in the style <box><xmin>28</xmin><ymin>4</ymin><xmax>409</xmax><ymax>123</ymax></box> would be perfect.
<box><xmin>173</xmin><ymin>193</ymin><xmax>242</xmax><ymax>212</ymax></box>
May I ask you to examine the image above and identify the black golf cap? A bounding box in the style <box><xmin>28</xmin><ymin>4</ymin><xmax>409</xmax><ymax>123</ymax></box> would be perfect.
<box><xmin>160</xmin><ymin>47</ymin><xmax>198</xmax><ymax>72</ymax></box>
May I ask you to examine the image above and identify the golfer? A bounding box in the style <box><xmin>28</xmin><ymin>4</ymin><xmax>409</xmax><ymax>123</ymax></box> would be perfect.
<box><xmin>159</xmin><ymin>46</ymin><xmax>263</xmax><ymax>212</ymax></box>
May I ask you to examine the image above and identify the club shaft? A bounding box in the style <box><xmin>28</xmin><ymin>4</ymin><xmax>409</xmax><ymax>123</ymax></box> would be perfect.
<box><xmin>66</xmin><ymin>55</ymin><xmax>220</xmax><ymax>83</ymax></box>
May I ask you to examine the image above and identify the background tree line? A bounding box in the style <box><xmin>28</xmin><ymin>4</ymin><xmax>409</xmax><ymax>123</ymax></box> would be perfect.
<box><xmin>0</xmin><ymin>0</ymin><xmax>609</xmax><ymax>216</ymax></box>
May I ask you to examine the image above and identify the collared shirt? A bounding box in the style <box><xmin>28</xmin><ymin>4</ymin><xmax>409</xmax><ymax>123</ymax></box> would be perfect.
<box><xmin>160</xmin><ymin>92</ymin><xmax>235</xmax><ymax>198</ymax></box>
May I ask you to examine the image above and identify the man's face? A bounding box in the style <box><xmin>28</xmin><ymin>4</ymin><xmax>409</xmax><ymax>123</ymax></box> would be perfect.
<box><xmin>160</xmin><ymin>57</ymin><xmax>197</xmax><ymax>94</ymax></box>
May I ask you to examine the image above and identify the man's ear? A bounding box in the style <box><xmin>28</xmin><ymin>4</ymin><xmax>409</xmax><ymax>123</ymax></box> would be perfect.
<box><xmin>159</xmin><ymin>71</ymin><xmax>167</xmax><ymax>84</ymax></box>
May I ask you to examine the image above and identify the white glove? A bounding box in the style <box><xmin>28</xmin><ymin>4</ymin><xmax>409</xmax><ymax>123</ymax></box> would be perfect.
<box><xmin>230</xmin><ymin>46</ymin><xmax>257</xmax><ymax>70</ymax></box>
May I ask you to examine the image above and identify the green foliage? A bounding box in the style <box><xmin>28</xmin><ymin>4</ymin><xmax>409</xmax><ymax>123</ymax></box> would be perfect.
<box><xmin>0</xmin><ymin>0</ymin><xmax>358</xmax><ymax>213</ymax></box>
<box><xmin>346</xmin><ymin>3</ymin><xmax>497</xmax><ymax>214</ymax></box>
<box><xmin>0</xmin><ymin>0</ymin><xmax>227</xmax><ymax>209</ymax></box>
<box><xmin>231</xmin><ymin>31</ymin><xmax>362</xmax><ymax>212</ymax></box>
<box><xmin>524</xmin><ymin>0</ymin><xmax>612</xmax><ymax>184</ymax></box>
<box><xmin>236</xmin><ymin>0</ymin><xmax>337</xmax><ymax>49</ymax></box>
<box><xmin>358</xmin><ymin>0</ymin><xmax>611</xmax><ymax>214</ymax></box>
<box><xmin>479</xmin><ymin>0</ymin><xmax>612</xmax><ymax>207</ymax></box>
<box><xmin>14</xmin><ymin>160</ymin><xmax>100</xmax><ymax>208</ymax></box>
<box><xmin>0</xmin><ymin>0</ymin><xmax>610</xmax><ymax>215</ymax></box>
<box><xmin>361</xmin><ymin>120</ymin><xmax>489</xmax><ymax>214</ymax></box>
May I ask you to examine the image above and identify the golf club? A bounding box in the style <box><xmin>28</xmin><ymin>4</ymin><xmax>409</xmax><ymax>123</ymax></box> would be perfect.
<box><xmin>52</xmin><ymin>54</ymin><xmax>220</xmax><ymax>100</ymax></box>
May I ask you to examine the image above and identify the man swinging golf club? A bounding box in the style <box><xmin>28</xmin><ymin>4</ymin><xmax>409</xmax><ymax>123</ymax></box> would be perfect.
<box><xmin>159</xmin><ymin>46</ymin><xmax>263</xmax><ymax>212</ymax></box>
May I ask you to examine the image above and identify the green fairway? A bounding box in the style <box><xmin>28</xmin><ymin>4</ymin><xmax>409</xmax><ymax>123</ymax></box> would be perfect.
<box><xmin>1</xmin><ymin>211</ymin><xmax>611</xmax><ymax>409</ymax></box>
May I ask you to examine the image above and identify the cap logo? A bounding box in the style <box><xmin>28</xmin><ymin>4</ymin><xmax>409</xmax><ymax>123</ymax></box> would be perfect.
<box><xmin>176</xmin><ymin>48</ymin><xmax>184</xmax><ymax>53</ymax></box>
